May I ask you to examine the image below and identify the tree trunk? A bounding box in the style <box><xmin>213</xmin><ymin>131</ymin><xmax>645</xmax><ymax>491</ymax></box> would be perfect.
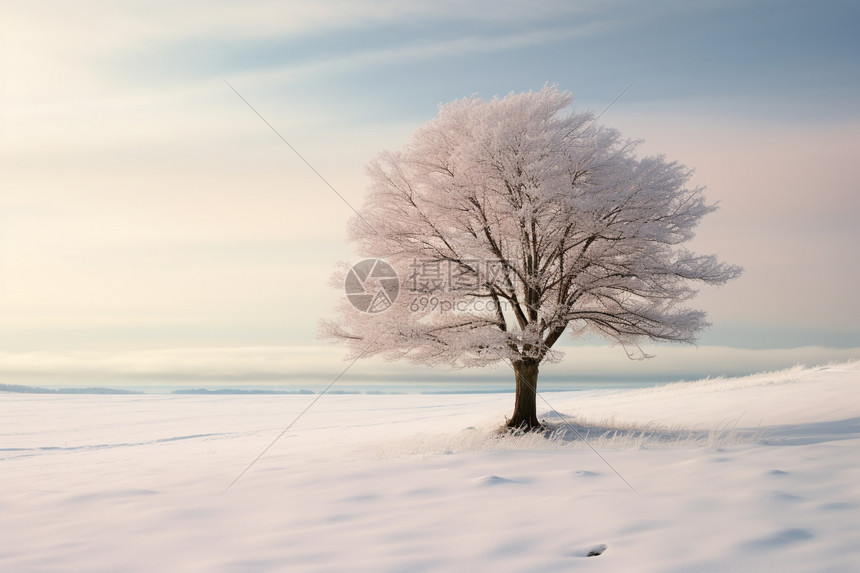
<box><xmin>507</xmin><ymin>359</ymin><xmax>541</xmax><ymax>430</ymax></box>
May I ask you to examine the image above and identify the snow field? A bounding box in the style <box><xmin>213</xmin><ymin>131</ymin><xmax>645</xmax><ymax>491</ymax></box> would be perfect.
<box><xmin>2</xmin><ymin>362</ymin><xmax>859</xmax><ymax>571</ymax></box>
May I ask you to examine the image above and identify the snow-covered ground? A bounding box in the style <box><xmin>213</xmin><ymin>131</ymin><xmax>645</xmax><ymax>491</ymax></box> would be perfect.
<box><xmin>2</xmin><ymin>362</ymin><xmax>859</xmax><ymax>572</ymax></box>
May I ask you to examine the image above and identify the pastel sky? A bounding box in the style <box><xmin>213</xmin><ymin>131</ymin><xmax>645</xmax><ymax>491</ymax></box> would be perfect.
<box><xmin>1</xmin><ymin>0</ymin><xmax>859</xmax><ymax>389</ymax></box>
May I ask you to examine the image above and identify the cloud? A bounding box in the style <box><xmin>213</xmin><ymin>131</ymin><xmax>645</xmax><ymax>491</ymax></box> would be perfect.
<box><xmin>1</xmin><ymin>345</ymin><xmax>858</xmax><ymax>389</ymax></box>
<box><xmin>541</xmin><ymin>345</ymin><xmax>860</xmax><ymax>381</ymax></box>
<box><xmin>0</xmin><ymin>346</ymin><xmax>337</xmax><ymax>386</ymax></box>
<box><xmin>226</xmin><ymin>22</ymin><xmax>610</xmax><ymax>88</ymax></box>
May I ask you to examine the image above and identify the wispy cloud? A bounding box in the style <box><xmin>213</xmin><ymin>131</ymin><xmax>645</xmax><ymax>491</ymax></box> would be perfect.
<box><xmin>229</xmin><ymin>22</ymin><xmax>615</xmax><ymax>87</ymax></box>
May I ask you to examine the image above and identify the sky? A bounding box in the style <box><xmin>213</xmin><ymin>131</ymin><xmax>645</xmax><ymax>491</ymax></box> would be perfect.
<box><xmin>1</xmin><ymin>0</ymin><xmax>859</xmax><ymax>389</ymax></box>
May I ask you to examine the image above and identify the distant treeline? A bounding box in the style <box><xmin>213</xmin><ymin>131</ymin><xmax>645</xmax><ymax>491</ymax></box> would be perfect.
<box><xmin>171</xmin><ymin>388</ymin><xmax>316</xmax><ymax>395</ymax></box>
<box><xmin>0</xmin><ymin>383</ymin><xmax>142</xmax><ymax>395</ymax></box>
<box><xmin>0</xmin><ymin>384</ymin><xmax>407</xmax><ymax>396</ymax></box>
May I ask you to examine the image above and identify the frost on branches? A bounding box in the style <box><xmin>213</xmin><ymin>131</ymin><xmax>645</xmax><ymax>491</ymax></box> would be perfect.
<box><xmin>321</xmin><ymin>86</ymin><xmax>741</xmax><ymax>429</ymax></box>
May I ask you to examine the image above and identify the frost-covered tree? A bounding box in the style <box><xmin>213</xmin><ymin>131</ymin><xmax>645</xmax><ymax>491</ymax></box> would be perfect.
<box><xmin>322</xmin><ymin>86</ymin><xmax>741</xmax><ymax>429</ymax></box>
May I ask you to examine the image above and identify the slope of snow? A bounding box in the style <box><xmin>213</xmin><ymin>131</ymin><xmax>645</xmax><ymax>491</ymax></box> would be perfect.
<box><xmin>2</xmin><ymin>362</ymin><xmax>859</xmax><ymax>572</ymax></box>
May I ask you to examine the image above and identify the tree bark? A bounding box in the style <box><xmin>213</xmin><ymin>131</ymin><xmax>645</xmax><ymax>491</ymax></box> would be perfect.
<box><xmin>507</xmin><ymin>359</ymin><xmax>541</xmax><ymax>430</ymax></box>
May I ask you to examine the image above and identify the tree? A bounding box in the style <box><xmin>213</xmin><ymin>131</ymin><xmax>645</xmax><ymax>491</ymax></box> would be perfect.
<box><xmin>322</xmin><ymin>86</ymin><xmax>741</xmax><ymax>430</ymax></box>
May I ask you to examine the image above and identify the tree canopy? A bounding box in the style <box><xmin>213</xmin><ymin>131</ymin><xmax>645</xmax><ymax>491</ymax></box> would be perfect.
<box><xmin>322</xmin><ymin>86</ymin><xmax>741</xmax><ymax>428</ymax></box>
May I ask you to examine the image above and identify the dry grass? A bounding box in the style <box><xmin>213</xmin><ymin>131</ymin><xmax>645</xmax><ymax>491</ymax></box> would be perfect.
<box><xmin>377</xmin><ymin>413</ymin><xmax>762</xmax><ymax>458</ymax></box>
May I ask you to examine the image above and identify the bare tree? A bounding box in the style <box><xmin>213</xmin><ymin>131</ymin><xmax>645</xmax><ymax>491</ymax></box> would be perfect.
<box><xmin>322</xmin><ymin>86</ymin><xmax>741</xmax><ymax>429</ymax></box>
